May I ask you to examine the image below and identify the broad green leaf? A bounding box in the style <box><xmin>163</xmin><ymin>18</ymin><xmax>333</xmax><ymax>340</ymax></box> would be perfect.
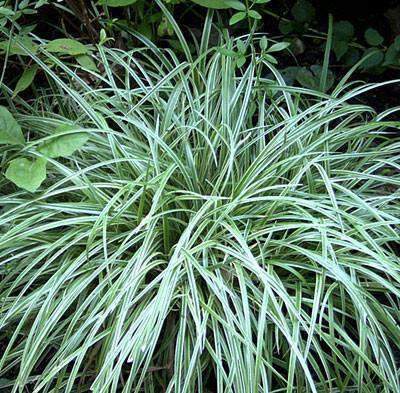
<box><xmin>279</xmin><ymin>20</ymin><xmax>294</xmax><ymax>34</ymax></box>
<box><xmin>361</xmin><ymin>48</ymin><xmax>384</xmax><ymax>69</ymax></box>
<box><xmin>384</xmin><ymin>43</ymin><xmax>400</xmax><ymax>66</ymax></box>
<box><xmin>333</xmin><ymin>21</ymin><xmax>354</xmax><ymax>41</ymax></box>
<box><xmin>296</xmin><ymin>67</ymin><xmax>318</xmax><ymax>89</ymax></box>
<box><xmin>19</xmin><ymin>0</ymin><xmax>30</xmax><ymax>9</ymax></box>
<box><xmin>296</xmin><ymin>66</ymin><xmax>334</xmax><ymax>91</ymax></box>
<box><xmin>268</xmin><ymin>42</ymin><xmax>290</xmax><ymax>53</ymax></box>
<box><xmin>310</xmin><ymin>65</ymin><xmax>334</xmax><ymax>90</ymax></box>
<box><xmin>225</xmin><ymin>1</ymin><xmax>246</xmax><ymax>11</ymax></box>
<box><xmin>291</xmin><ymin>0</ymin><xmax>315</xmax><ymax>23</ymax></box>
<box><xmin>0</xmin><ymin>7</ymin><xmax>14</xmax><ymax>16</ymax></box>
<box><xmin>137</xmin><ymin>22</ymin><xmax>153</xmax><ymax>40</ymax></box>
<box><xmin>219</xmin><ymin>48</ymin><xmax>237</xmax><ymax>57</ymax></box>
<box><xmin>260</xmin><ymin>36</ymin><xmax>268</xmax><ymax>51</ymax></box>
<box><xmin>45</xmin><ymin>39</ymin><xmax>88</xmax><ymax>56</ymax></box>
<box><xmin>248</xmin><ymin>10</ymin><xmax>262</xmax><ymax>20</ymax></box>
<box><xmin>0</xmin><ymin>36</ymin><xmax>38</xmax><ymax>56</ymax></box>
<box><xmin>263</xmin><ymin>53</ymin><xmax>277</xmax><ymax>64</ymax></box>
<box><xmin>394</xmin><ymin>35</ymin><xmax>400</xmax><ymax>51</ymax></box>
<box><xmin>236</xmin><ymin>55</ymin><xmax>246</xmax><ymax>68</ymax></box>
<box><xmin>282</xmin><ymin>66</ymin><xmax>301</xmax><ymax>85</ymax></box>
<box><xmin>35</xmin><ymin>0</ymin><xmax>49</xmax><ymax>8</ymax></box>
<box><xmin>333</xmin><ymin>40</ymin><xmax>348</xmax><ymax>60</ymax></box>
<box><xmin>0</xmin><ymin>106</ymin><xmax>24</xmax><ymax>145</ymax></box>
<box><xmin>13</xmin><ymin>65</ymin><xmax>38</xmax><ymax>97</ymax></box>
<box><xmin>98</xmin><ymin>0</ymin><xmax>138</xmax><ymax>6</ymax></box>
<box><xmin>157</xmin><ymin>17</ymin><xmax>174</xmax><ymax>37</ymax></box>
<box><xmin>76</xmin><ymin>54</ymin><xmax>98</xmax><ymax>71</ymax></box>
<box><xmin>39</xmin><ymin>124</ymin><xmax>89</xmax><ymax>158</ymax></box>
<box><xmin>236</xmin><ymin>40</ymin><xmax>246</xmax><ymax>54</ymax></box>
<box><xmin>5</xmin><ymin>157</ymin><xmax>46</xmax><ymax>192</ymax></box>
<box><xmin>343</xmin><ymin>47</ymin><xmax>361</xmax><ymax>66</ymax></box>
<box><xmin>191</xmin><ymin>0</ymin><xmax>231</xmax><ymax>9</ymax></box>
<box><xmin>230</xmin><ymin>11</ymin><xmax>246</xmax><ymax>25</ymax></box>
<box><xmin>364</xmin><ymin>28</ymin><xmax>383</xmax><ymax>46</ymax></box>
<box><xmin>238</xmin><ymin>41</ymin><xmax>248</xmax><ymax>56</ymax></box>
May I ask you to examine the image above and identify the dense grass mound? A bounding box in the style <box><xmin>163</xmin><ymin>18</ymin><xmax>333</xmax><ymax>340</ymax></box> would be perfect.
<box><xmin>1</xmin><ymin>27</ymin><xmax>400</xmax><ymax>392</ymax></box>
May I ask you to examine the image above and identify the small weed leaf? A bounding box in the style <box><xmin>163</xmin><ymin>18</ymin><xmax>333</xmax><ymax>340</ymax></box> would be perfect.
<box><xmin>260</xmin><ymin>36</ymin><xmax>268</xmax><ymax>51</ymax></box>
<box><xmin>230</xmin><ymin>12</ymin><xmax>246</xmax><ymax>25</ymax></box>
<box><xmin>291</xmin><ymin>0</ymin><xmax>315</xmax><ymax>23</ymax></box>
<box><xmin>38</xmin><ymin>124</ymin><xmax>89</xmax><ymax>158</ymax></box>
<box><xmin>268</xmin><ymin>42</ymin><xmax>290</xmax><ymax>53</ymax></box>
<box><xmin>0</xmin><ymin>106</ymin><xmax>24</xmax><ymax>145</ymax></box>
<box><xmin>333</xmin><ymin>40</ymin><xmax>349</xmax><ymax>60</ymax></box>
<box><xmin>296</xmin><ymin>65</ymin><xmax>334</xmax><ymax>91</ymax></box>
<box><xmin>384</xmin><ymin>43</ymin><xmax>400</xmax><ymax>66</ymax></box>
<box><xmin>364</xmin><ymin>28</ymin><xmax>384</xmax><ymax>46</ymax></box>
<box><xmin>248</xmin><ymin>10</ymin><xmax>262</xmax><ymax>19</ymax></box>
<box><xmin>225</xmin><ymin>1</ymin><xmax>246</xmax><ymax>11</ymax></box>
<box><xmin>333</xmin><ymin>21</ymin><xmax>354</xmax><ymax>41</ymax></box>
<box><xmin>5</xmin><ymin>157</ymin><xmax>46</xmax><ymax>192</ymax></box>
<box><xmin>0</xmin><ymin>36</ymin><xmax>38</xmax><ymax>56</ymax></box>
<box><xmin>361</xmin><ymin>48</ymin><xmax>384</xmax><ymax>69</ymax></box>
<box><xmin>76</xmin><ymin>54</ymin><xmax>98</xmax><ymax>71</ymax></box>
<box><xmin>13</xmin><ymin>65</ymin><xmax>39</xmax><ymax>97</ymax></box>
<box><xmin>45</xmin><ymin>39</ymin><xmax>88</xmax><ymax>56</ymax></box>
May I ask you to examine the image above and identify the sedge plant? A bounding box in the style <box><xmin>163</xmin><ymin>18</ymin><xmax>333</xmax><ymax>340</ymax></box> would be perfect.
<box><xmin>1</xmin><ymin>8</ymin><xmax>400</xmax><ymax>393</ymax></box>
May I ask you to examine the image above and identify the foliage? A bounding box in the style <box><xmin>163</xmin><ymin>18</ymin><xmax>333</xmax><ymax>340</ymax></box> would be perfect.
<box><xmin>0</xmin><ymin>106</ymin><xmax>24</xmax><ymax>145</ymax></box>
<box><xmin>278</xmin><ymin>1</ymin><xmax>400</xmax><ymax>73</ymax></box>
<box><xmin>5</xmin><ymin>156</ymin><xmax>47</xmax><ymax>192</ymax></box>
<box><xmin>1</xmin><ymin>0</ymin><xmax>399</xmax><ymax>87</ymax></box>
<box><xmin>1</xmin><ymin>17</ymin><xmax>400</xmax><ymax>392</ymax></box>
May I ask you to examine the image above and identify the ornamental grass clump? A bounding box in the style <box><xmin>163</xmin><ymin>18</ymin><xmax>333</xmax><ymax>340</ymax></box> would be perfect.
<box><xmin>1</xmin><ymin>19</ymin><xmax>400</xmax><ymax>393</ymax></box>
